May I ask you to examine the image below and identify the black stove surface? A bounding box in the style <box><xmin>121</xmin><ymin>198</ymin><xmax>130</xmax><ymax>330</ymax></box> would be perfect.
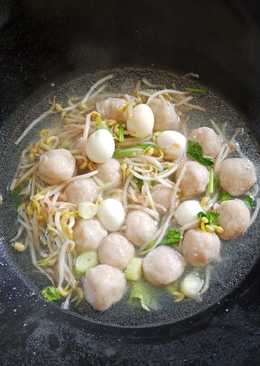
<box><xmin>0</xmin><ymin>0</ymin><xmax>260</xmax><ymax>365</ymax></box>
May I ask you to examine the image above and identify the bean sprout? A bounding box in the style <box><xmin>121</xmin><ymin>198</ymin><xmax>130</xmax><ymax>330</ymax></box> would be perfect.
<box><xmin>10</xmin><ymin>74</ymin><xmax>259</xmax><ymax>312</ymax></box>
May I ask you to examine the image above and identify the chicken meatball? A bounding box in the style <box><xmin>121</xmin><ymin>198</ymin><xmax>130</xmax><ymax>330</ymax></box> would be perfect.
<box><xmin>143</xmin><ymin>246</ymin><xmax>185</xmax><ymax>286</ymax></box>
<box><xmin>151</xmin><ymin>184</ymin><xmax>172</xmax><ymax>213</ymax></box>
<box><xmin>98</xmin><ymin>233</ymin><xmax>135</xmax><ymax>270</ymax></box>
<box><xmin>190</xmin><ymin>127</ymin><xmax>222</xmax><ymax>158</ymax></box>
<box><xmin>38</xmin><ymin>149</ymin><xmax>75</xmax><ymax>185</ymax></box>
<box><xmin>74</xmin><ymin>219</ymin><xmax>107</xmax><ymax>252</ymax></box>
<box><xmin>217</xmin><ymin>199</ymin><xmax>250</xmax><ymax>240</ymax></box>
<box><xmin>97</xmin><ymin>158</ymin><xmax>122</xmax><ymax>189</ymax></box>
<box><xmin>219</xmin><ymin>158</ymin><xmax>256</xmax><ymax>196</ymax></box>
<box><xmin>64</xmin><ymin>178</ymin><xmax>98</xmax><ymax>204</ymax></box>
<box><xmin>125</xmin><ymin>210</ymin><xmax>158</xmax><ymax>247</ymax></box>
<box><xmin>177</xmin><ymin>161</ymin><xmax>209</xmax><ymax>197</ymax></box>
<box><xmin>182</xmin><ymin>229</ymin><xmax>221</xmax><ymax>267</ymax></box>
<box><xmin>149</xmin><ymin>97</ymin><xmax>180</xmax><ymax>131</ymax></box>
<box><xmin>96</xmin><ymin>97</ymin><xmax>128</xmax><ymax>121</ymax></box>
<box><xmin>83</xmin><ymin>264</ymin><xmax>126</xmax><ymax>311</ymax></box>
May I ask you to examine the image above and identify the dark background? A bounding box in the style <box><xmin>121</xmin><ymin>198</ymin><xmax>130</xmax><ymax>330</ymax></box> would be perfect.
<box><xmin>0</xmin><ymin>0</ymin><xmax>260</xmax><ymax>365</ymax></box>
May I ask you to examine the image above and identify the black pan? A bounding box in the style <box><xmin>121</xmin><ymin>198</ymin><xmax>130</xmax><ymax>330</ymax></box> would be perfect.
<box><xmin>1</xmin><ymin>0</ymin><xmax>260</xmax><ymax>365</ymax></box>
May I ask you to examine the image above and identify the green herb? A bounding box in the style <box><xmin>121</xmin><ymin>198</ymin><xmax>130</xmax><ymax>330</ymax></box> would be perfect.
<box><xmin>218</xmin><ymin>191</ymin><xmax>232</xmax><ymax>203</ymax></box>
<box><xmin>134</xmin><ymin>177</ymin><xmax>144</xmax><ymax>191</ymax></box>
<box><xmin>113</xmin><ymin>147</ymin><xmax>144</xmax><ymax>158</ymax></box>
<box><xmin>114</xmin><ymin>143</ymin><xmax>155</xmax><ymax>159</ymax></box>
<box><xmin>128</xmin><ymin>281</ymin><xmax>157</xmax><ymax>311</ymax></box>
<box><xmin>135</xmin><ymin>143</ymin><xmax>156</xmax><ymax>149</ymax></box>
<box><xmin>41</xmin><ymin>286</ymin><xmax>61</xmax><ymax>302</ymax></box>
<box><xmin>10</xmin><ymin>187</ymin><xmax>23</xmax><ymax>208</ymax></box>
<box><xmin>117</xmin><ymin>124</ymin><xmax>125</xmax><ymax>143</ymax></box>
<box><xmin>125</xmin><ymin>257</ymin><xmax>143</xmax><ymax>281</ymax></box>
<box><xmin>185</xmin><ymin>87</ymin><xmax>208</xmax><ymax>94</ymax></box>
<box><xmin>187</xmin><ymin>140</ymin><xmax>214</xmax><ymax>167</ymax></box>
<box><xmin>160</xmin><ymin>228</ymin><xmax>182</xmax><ymax>246</ymax></box>
<box><xmin>75</xmin><ymin>251</ymin><xmax>98</xmax><ymax>276</ymax></box>
<box><xmin>197</xmin><ymin>211</ymin><xmax>219</xmax><ymax>225</ymax></box>
<box><xmin>244</xmin><ymin>194</ymin><xmax>254</xmax><ymax>208</ymax></box>
<box><xmin>138</xmin><ymin>229</ymin><xmax>182</xmax><ymax>255</ymax></box>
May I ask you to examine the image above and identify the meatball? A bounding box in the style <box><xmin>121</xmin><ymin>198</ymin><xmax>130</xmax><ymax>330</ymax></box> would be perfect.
<box><xmin>125</xmin><ymin>210</ymin><xmax>158</xmax><ymax>247</ymax></box>
<box><xmin>98</xmin><ymin>233</ymin><xmax>135</xmax><ymax>270</ymax></box>
<box><xmin>74</xmin><ymin>219</ymin><xmax>107</xmax><ymax>252</ymax></box>
<box><xmin>143</xmin><ymin>246</ymin><xmax>185</xmax><ymax>286</ymax></box>
<box><xmin>83</xmin><ymin>264</ymin><xmax>126</xmax><ymax>311</ymax></box>
<box><xmin>86</xmin><ymin>129</ymin><xmax>115</xmax><ymax>164</ymax></box>
<box><xmin>64</xmin><ymin>178</ymin><xmax>98</xmax><ymax>204</ymax></box>
<box><xmin>97</xmin><ymin>158</ymin><xmax>122</xmax><ymax>189</ymax></box>
<box><xmin>96</xmin><ymin>97</ymin><xmax>128</xmax><ymax>121</ymax></box>
<box><xmin>127</xmin><ymin>104</ymin><xmax>154</xmax><ymax>138</ymax></box>
<box><xmin>175</xmin><ymin>200</ymin><xmax>203</xmax><ymax>226</ymax></box>
<box><xmin>217</xmin><ymin>199</ymin><xmax>250</xmax><ymax>240</ymax></box>
<box><xmin>219</xmin><ymin>158</ymin><xmax>256</xmax><ymax>196</ymax></box>
<box><xmin>182</xmin><ymin>229</ymin><xmax>221</xmax><ymax>267</ymax></box>
<box><xmin>151</xmin><ymin>184</ymin><xmax>172</xmax><ymax>213</ymax></box>
<box><xmin>177</xmin><ymin>161</ymin><xmax>209</xmax><ymax>197</ymax></box>
<box><xmin>38</xmin><ymin>149</ymin><xmax>75</xmax><ymax>185</ymax></box>
<box><xmin>97</xmin><ymin>198</ymin><xmax>125</xmax><ymax>231</ymax></box>
<box><xmin>190</xmin><ymin>127</ymin><xmax>222</xmax><ymax>158</ymax></box>
<box><xmin>157</xmin><ymin>130</ymin><xmax>186</xmax><ymax>161</ymax></box>
<box><xmin>149</xmin><ymin>97</ymin><xmax>180</xmax><ymax>131</ymax></box>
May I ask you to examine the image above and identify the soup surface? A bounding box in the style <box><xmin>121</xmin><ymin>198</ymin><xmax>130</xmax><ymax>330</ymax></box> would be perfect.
<box><xmin>3</xmin><ymin>68</ymin><xmax>260</xmax><ymax>326</ymax></box>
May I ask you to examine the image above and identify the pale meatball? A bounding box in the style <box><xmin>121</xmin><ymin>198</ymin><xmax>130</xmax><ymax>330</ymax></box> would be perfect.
<box><xmin>38</xmin><ymin>149</ymin><xmax>75</xmax><ymax>185</ymax></box>
<box><xmin>97</xmin><ymin>158</ymin><xmax>122</xmax><ymax>189</ymax></box>
<box><xmin>151</xmin><ymin>184</ymin><xmax>172</xmax><ymax>213</ymax></box>
<box><xmin>217</xmin><ymin>199</ymin><xmax>250</xmax><ymax>240</ymax></box>
<box><xmin>177</xmin><ymin>161</ymin><xmax>209</xmax><ymax>197</ymax></box>
<box><xmin>74</xmin><ymin>219</ymin><xmax>107</xmax><ymax>252</ymax></box>
<box><xmin>64</xmin><ymin>178</ymin><xmax>98</xmax><ymax>204</ymax></box>
<box><xmin>96</xmin><ymin>97</ymin><xmax>128</xmax><ymax>121</ymax></box>
<box><xmin>143</xmin><ymin>246</ymin><xmax>185</xmax><ymax>286</ymax></box>
<box><xmin>190</xmin><ymin>127</ymin><xmax>222</xmax><ymax>158</ymax></box>
<box><xmin>98</xmin><ymin>233</ymin><xmax>135</xmax><ymax>270</ymax></box>
<box><xmin>83</xmin><ymin>264</ymin><xmax>126</xmax><ymax>311</ymax></box>
<box><xmin>125</xmin><ymin>210</ymin><xmax>158</xmax><ymax>247</ymax></box>
<box><xmin>149</xmin><ymin>97</ymin><xmax>180</xmax><ymax>131</ymax></box>
<box><xmin>219</xmin><ymin>158</ymin><xmax>256</xmax><ymax>196</ymax></box>
<box><xmin>182</xmin><ymin>229</ymin><xmax>221</xmax><ymax>267</ymax></box>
